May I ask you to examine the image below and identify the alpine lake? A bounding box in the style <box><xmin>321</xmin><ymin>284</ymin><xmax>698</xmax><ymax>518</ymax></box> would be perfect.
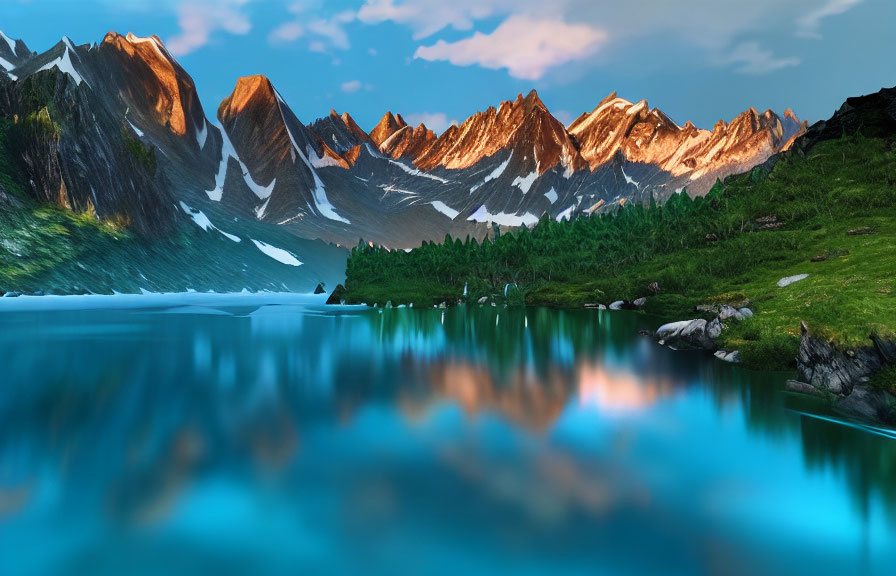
<box><xmin>0</xmin><ymin>294</ymin><xmax>894</xmax><ymax>576</ymax></box>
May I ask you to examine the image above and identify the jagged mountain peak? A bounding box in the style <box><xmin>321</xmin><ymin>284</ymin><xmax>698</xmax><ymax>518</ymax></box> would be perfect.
<box><xmin>308</xmin><ymin>108</ymin><xmax>375</xmax><ymax>157</ymax></box>
<box><xmin>0</xmin><ymin>30</ymin><xmax>34</xmax><ymax>74</ymax></box>
<box><xmin>370</xmin><ymin>111</ymin><xmax>408</xmax><ymax>146</ymax></box>
<box><xmin>409</xmin><ymin>88</ymin><xmax>584</xmax><ymax>175</ymax></box>
<box><xmin>221</xmin><ymin>75</ymin><xmax>278</xmax><ymax>117</ymax></box>
<box><xmin>98</xmin><ymin>30</ymin><xmax>210</xmax><ymax>142</ymax></box>
<box><xmin>379</xmin><ymin>122</ymin><xmax>437</xmax><ymax>160</ymax></box>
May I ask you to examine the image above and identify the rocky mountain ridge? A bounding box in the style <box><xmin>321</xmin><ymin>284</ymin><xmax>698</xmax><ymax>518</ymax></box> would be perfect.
<box><xmin>0</xmin><ymin>29</ymin><xmax>806</xmax><ymax>249</ymax></box>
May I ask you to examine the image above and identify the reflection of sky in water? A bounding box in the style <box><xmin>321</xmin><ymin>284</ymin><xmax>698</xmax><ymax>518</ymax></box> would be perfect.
<box><xmin>0</xmin><ymin>295</ymin><xmax>894</xmax><ymax>576</ymax></box>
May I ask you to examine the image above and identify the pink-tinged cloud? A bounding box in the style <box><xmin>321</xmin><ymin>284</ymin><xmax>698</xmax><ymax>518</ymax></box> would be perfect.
<box><xmin>357</xmin><ymin>0</ymin><xmax>525</xmax><ymax>40</ymax></box>
<box><xmin>167</xmin><ymin>0</ymin><xmax>252</xmax><ymax>56</ymax></box>
<box><xmin>413</xmin><ymin>16</ymin><xmax>607</xmax><ymax>80</ymax></box>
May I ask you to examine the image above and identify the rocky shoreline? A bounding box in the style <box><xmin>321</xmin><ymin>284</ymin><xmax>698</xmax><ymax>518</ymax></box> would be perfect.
<box><xmin>648</xmin><ymin>301</ymin><xmax>895</xmax><ymax>425</ymax></box>
<box><xmin>786</xmin><ymin>323</ymin><xmax>896</xmax><ymax>424</ymax></box>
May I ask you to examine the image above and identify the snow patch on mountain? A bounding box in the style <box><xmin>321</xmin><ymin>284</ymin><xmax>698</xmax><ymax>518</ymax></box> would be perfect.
<box><xmin>430</xmin><ymin>201</ymin><xmax>460</xmax><ymax>220</ymax></box>
<box><xmin>208</xmin><ymin>127</ymin><xmax>275</xmax><ymax>202</ymax></box>
<box><xmin>196</xmin><ymin>119</ymin><xmax>208</xmax><ymax>150</ymax></box>
<box><xmin>127</xmin><ymin>119</ymin><xmax>144</xmax><ymax>137</ymax></box>
<box><xmin>621</xmin><ymin>167</ymin><xmax>639</xmax><ymax>188</ymax></box>
<box><xmin>307</xmin><ymin>146</ymin><xmax>344</xmax><ymax>169</ymax></box>
<box><xmin>512</xmin><ymin>170</ymin><xmax>538</xmax><ymax>194</ymax></box>
<box><xmin>545</xmin><ymin>188</ymin><xmax>558</xmax><ymax>205</ymax></box>
<box><xmin>251</xmin><ymin>239</ymin><xmax>303</xmax><ymax>267</ymax></box>
<box><xmin>467</xmin><ymin>206</ymin><xmax>539</xmax><ymax>227</ymax></box>
<box><xmin>275</xmin><ymin>91</ymin><xmax>350</xmax><ymax>224</ymax></box>
<box><xmin>0</xmin><ymin>31</ymin><xmax>16</xmax><ymax>55</ymax></box>
<box><xmin>255</xmin><ymin>198</ymin><xmax>271</xmax><ymax>219</ymax></box>
<box><xmin>0</xmin><ymin>56</ymin><xmax>16</xmax><ymax>79</ymax></box>
<box><xmin>470</xmin><ymin>152</ymin><xmax>513</xmax><ymax>193</ymax></box>
<box><xmin>387</xmin><ymin>158</ymin><xmax>451</xmax><ymax>184</ymax></box>
<box><xmin>37</xmin><ymin>41</ymin><xmax>88</xmax><ymax>87</ymax></box>
<box><xmin>125</xmin><ymin>33</ymin><xmax>170</xmax><ymax>62</ymax></box>
<box><xmin>179</xmin><ymin>201</ymin><xmax>241</xmax><ymax>242</ymax></box>
<box><xmin>556</xmin><ymin>205</ymin><xmax>576</xmax><ymax>221</ymax></box>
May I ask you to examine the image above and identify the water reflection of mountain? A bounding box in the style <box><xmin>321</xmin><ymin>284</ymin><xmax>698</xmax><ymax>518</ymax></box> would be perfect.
<box><xmin>0</xmin><ymin>303</ymin><xmax>893</xmax><ymax>531</ymax></box>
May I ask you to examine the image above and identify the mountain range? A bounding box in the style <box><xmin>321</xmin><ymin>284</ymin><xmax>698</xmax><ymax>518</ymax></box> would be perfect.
<box><xmin>0</xmin><ymin>30</ymin><xmax>806</xmax><ymax>291</ymax></box>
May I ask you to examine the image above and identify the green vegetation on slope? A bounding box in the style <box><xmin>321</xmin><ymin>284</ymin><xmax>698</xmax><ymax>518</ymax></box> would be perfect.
<box><xmin>344</xmin><ymin>135</ymin><xmax>896</xmax><ymax>369</ymax></box>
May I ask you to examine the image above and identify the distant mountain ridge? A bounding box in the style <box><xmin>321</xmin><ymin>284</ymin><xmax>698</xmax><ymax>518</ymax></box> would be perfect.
<box><xmin>0</xmin><ymin>30</ymin><xmax>807</xmax><ymax>249</ymax></box>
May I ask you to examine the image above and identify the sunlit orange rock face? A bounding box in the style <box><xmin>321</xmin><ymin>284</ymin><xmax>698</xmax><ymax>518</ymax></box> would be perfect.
<box><xmin>568</xmin><ymin>93</ymin><xmax>806</xmax><ymax>194</ymax></box>
<box><xmin>379</xmin><ymin>123</ymin><xmax>437</xmax><ymax>161</ymax></box>
<box><xmin>413</xmin><ymin>90</ymin><xmax>586</xmax><ymax>175</ymax></box>
<box><xmin>218</xmin><ymin>75</ymin><xmax>292</xmax><ymax>174</ymax></box>
<box><xmin>101</xmin><ymin>32</ymin><xmax>205</xmax><ymax>137</ymax></box>
<box><xmin>370</xmin><ymin>112</ymin><xmax>408</xmax><ymax>147</ymax></box>
<box><xmin>219</xmin><ymin>75</ymin><xmax>349</xmax><ymax>185</ymax></box>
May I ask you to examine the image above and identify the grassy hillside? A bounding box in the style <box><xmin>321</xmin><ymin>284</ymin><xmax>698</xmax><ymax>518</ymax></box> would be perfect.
<box><xmin>343</xmin><ymin>135</ymin><xmax>896</xmax><ymax>370</ymax></box>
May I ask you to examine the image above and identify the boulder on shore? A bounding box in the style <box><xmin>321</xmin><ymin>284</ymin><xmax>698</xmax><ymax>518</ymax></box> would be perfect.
<box><xmin>609</xmin><ymin>301</ymin><xmax>625</xmax><ymax>310</ymax></box>
<box><xmin>633</xmin><ymin>297</ymin><xmax>647</xmax><ymax>307</ymax></box>
<box><xmin>718</xmin><ymin>305</ymin><xmax>744</xmax><ymax>322</ymax></box>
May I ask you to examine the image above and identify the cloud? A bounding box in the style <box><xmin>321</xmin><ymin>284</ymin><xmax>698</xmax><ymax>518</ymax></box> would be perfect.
<box><xmin>721</xmin><ymin>42</ymin><xmax>801</xmax><ymax>75</ymax></box>
<box><xmin>271</xmin><ymin>3</ymin><xmax>355</xmax><ymax>52</ymax></box>
<box><xmin>341</xmin><ymin>80</ymin><xmax>362</xmax><ymax>93</ymax></box>
<box><xmin>358</xmin><ymin>0</ymin><xmax>532</xmax><ymax>40</ymax></box>
<box><xmin>167</xmin><ymin>0</ymin><xmax>253</xmax><ymax>56</ymax></box>
<box><xmin>414</xmin><ymin>15</ymin><xmax>607</xmax><ymax>80</ymax></box>
<box><xmin>269</xmin><ymin>21</ymin><xmax>304</xmax><ymax>43</ymax></box>
<box><xmin>797</xmin><ymin>0</ymin><xmax>864</xmax><ymax>38</ymax></box>
<box><xmin>359</xmin><ymin>0</ymin><xmax>867</xmax><ymax>80</ymax></box>
<box><xmin>403</xmin><ymin>112</ymin><xmax>452</xmax><ymax>134</ymax></box>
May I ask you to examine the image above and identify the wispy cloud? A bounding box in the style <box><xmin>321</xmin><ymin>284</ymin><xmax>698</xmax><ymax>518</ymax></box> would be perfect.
<box><xmin>415</xmin><ymin>15</ymin><xmax>606</xmax><ymax>80</ymax></box>
<box><xmin>357</xmin><ymin>0</ymin><xmax>528</xmax><ymax>40</ymax></box>
<box><xmin>721</xmin><ymin>42</ymin><xmax>801</xmax><ymax>75</ymax></box>
<box><xmin>166</xmin><ymin>0</ymin><xmax>253</xmax><ymax>56</ymax></box>
<box><xmin>797</xmin><ymin>0</ymin><xmax>864</xmax><ymax>38</ymax></box>
<box><xmin>270</xmin><ymin>3</ymin><xmax>355</xmax><ymax>53</ymax></box>
<box><xmin>340</xmin><ymin>80</ymin><xmax>362</xmax><ymax>93</ymax></box>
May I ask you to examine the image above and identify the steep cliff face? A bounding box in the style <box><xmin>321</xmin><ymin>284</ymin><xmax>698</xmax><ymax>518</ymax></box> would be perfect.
<box><xmin>218</xmin><ymin>75</ymin><xmax>351</xmax><ymax>227</ymax></box>
<box><xmin>0</xmin><ymin>68</ymin><xmax>175</xmax><ymax>235</ymax></box>
<box><xmin>97</xmin><ymin>32</ymin><xmax>221</xmax><ymax>194</ymax></box>
<box><xmin>790</xmin><ymin>323</ymin><xmax>895</xmax><ymax>424</ymax></box>
<box><xmin>0</xmin><ymin>31</ymin><xmax>35</xmax><ymax>76</ymax></box>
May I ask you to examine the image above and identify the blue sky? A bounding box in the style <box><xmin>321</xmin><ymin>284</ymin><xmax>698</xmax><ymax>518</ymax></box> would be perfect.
<box><xmin>1</xmin><ymin>0</ymin><xmax>894</xmax><ymax>134</ymax></box>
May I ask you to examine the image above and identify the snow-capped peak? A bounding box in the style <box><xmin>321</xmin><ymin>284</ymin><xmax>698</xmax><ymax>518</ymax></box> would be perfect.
<box><xmin>0</xmin><ymin>31</ymin><xmax>17</xmax><ymax>55</ymax></box>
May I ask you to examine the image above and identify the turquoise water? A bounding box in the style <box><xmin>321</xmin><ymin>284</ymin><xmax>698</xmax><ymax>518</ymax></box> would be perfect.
<box><xmin>0</xmin><ymin>294</ymin><xmax>893</xmax><ymax>575</ymax></box>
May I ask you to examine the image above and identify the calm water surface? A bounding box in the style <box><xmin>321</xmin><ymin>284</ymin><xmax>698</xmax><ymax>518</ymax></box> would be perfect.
<box><xmin>0</xmin><ymin>294</ymin><xmax>894</xmax><ymax>576</ymax></box>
